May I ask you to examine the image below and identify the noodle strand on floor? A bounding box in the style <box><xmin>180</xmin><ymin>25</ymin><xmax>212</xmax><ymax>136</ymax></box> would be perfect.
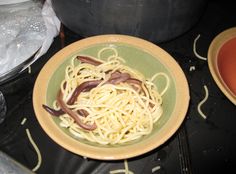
<box><xmin>197</xmin><ymin>85</ymin><xmax>209</xmax><ymax>119</ymax></box>
<box><xmin>193</xmin><ymin>34</ymin><xmax>207</xmax><ymax>61</ymax></box>
<box><xmin>26</xmin><ymin>128</ymin><xmax>42</xmax><ymax>172</ymax></box>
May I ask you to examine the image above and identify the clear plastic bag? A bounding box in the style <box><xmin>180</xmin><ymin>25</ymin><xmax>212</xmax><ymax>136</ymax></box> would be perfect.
<box><xmin>0</xmin><ymin>0</ymin><xmax>47</xmax><ymax>76</ymax></box>
<box><xmin>0</xmin><ymin>0</ymin><xmax>60</xmax><ymax>79</ymax></box>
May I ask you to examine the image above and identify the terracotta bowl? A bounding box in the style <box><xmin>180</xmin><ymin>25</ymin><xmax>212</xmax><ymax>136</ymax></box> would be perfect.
<box><xmin>208</xmin><ymin>27</ymin><xmax>236</xmax><ymax>105</ymax></box>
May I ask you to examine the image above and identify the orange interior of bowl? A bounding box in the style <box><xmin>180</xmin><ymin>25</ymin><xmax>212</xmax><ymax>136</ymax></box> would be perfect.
<box><xmin>217</xmin><ymin>37</ymin><xmax>236</xmax><ymax>96</ymax></box>
<box><xmin>208</xmin><ymin>27</ymin><xmax>236</xmax><ymax>105</ymax></box>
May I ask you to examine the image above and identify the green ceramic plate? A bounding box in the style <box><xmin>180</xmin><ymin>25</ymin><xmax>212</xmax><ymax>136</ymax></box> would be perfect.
<box><xmin>33</xmin><ymin>35</ymin><xmax>189</xmax><ymax>160</ymax></box>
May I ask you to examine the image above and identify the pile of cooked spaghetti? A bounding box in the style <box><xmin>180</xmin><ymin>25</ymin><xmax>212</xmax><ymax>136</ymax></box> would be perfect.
<box><xmin>43</xmin><ymin>47</ymin><xmax>170</xmax><ymax>145</ymax></box>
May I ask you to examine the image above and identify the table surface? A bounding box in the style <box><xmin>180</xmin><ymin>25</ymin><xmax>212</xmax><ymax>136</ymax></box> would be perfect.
<box><xmin>0</xmin><ymin>0</ymin><xmax>236</xmax><ymax>174</ymax></box>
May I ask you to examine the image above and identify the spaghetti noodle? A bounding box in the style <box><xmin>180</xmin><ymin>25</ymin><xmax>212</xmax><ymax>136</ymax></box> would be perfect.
<box><xmin>26</xmin><ymin>128</ymin><xmax>42</xmax><ymax>172</ymax></box>
<box><xmin>197</xmin><ymin>85</ymin><xmax>209</xmax><ymax>119</ymax></box>
<box><xmin>110</xmin><ymin>159</ymin><xmax>133</xmax><ymax>174</ymax></box>
<box><xmin>193</xmin><ymin>34</ymin><xmax>207</xmax><ymax>61</ymax></box>
<box><xmin>43</xmin><ymin>47</ymin><xmax>170</xmax><ymax>145</ymax></box>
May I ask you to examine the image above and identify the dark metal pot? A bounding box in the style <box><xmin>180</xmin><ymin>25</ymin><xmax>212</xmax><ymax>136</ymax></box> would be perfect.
<box><xmin>51</xmin><ymin>0</ymin><xmax>207</xmax><ymax>43</ymax></box>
